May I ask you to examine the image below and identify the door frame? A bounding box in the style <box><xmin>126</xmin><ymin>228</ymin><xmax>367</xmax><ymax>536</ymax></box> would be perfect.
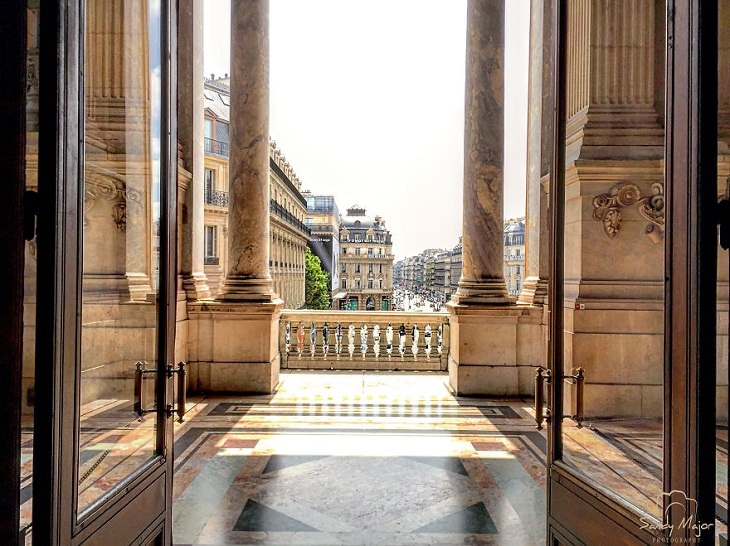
<box><xmin>546</xmin><ymin>0</ymin><xmax>719</xmax><ymax>544</ymax></box>
<box><xmin>0</xmin><ymin>1</ymin><xmax>28</xmax><ymax>544</ymax></box>
<box><xmin>32</xmin><ymin>0</ymin><xmax>179</xmax><ymax>543</ymax></box>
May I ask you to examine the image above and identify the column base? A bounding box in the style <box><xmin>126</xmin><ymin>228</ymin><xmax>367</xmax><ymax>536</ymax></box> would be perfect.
<box><xmin>182</xmin><ymin>272</ymin><xmax>211</xmax><ymax>301</ymax></box>
<box><xmin>218</xmin><ymin>276</ymin><xmax>276</xmax><ymax>302</ymax></box>
<box><xmin>517</xmin><ymin>277</ymin><xmax>548</xmax><ymax>305</ymax></box>
<box><xmin>452</xmin><ymin>279</ymin><xmax>514</xmax><ymax>305</ymax></box>
<box><xmin>446</xmin><ymin>302</ymin><xmax>542</xmax><ymax>396</ymax></box>
<box><xmin>186</xmin><ymin>299</ymin><xmax>284</xmax><ymax>393</ymax></box>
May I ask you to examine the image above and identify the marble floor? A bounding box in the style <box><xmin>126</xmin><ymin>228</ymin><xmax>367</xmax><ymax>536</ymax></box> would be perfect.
<box><xmin>20</xmin><ymin>371</ymin><xmax>728</xmax><ymax>544</ymax></box>
<box><xmin>171</xmin><ymin>371</ymin><xmax>548</xmax><ymax>545</ymax></box>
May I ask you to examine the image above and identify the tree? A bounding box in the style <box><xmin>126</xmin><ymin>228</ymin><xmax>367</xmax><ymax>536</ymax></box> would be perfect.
<box><xmin>305</xmin><ymin>247</ymin><xmax>330</xmax><ymax>309</ymax></box>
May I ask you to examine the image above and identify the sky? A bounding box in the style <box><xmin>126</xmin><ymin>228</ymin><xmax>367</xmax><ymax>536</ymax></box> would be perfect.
<box><xmin>204</xmin><ymin>0</ymin><xmax>530</xmax><ymax>260</ymax></box>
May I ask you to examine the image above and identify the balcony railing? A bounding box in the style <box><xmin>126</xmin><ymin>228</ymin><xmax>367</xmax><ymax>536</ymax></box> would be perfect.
<box><xmin>279</xmin><ymin>311</ymin><xmax>449</xmax><ymax>371</ymax></box>
<box><xmin>204</xmin><ymin>137</ymin><xmax>229</xmax><ymax>157</ymax></box>
<box><xmin>270</xmin><ymin>199</ymin><xmax>311</xmax><ymax>237</ymax></box>
<box><xmin>204</xmin><ymin>256</ymin><xmax>220</xmax><ymax>265</ymax></box>
<box><xmin>204</xmin><ymin>188</ymin><xmax>229</xmax><ymax>207</ymax></box>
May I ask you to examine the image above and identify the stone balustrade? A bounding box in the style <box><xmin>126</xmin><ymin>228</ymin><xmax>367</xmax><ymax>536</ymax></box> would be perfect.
<box><xmin>279</xmin><ymin>311</ymin><xmax>449</xmax><ymax>371</ymax></box>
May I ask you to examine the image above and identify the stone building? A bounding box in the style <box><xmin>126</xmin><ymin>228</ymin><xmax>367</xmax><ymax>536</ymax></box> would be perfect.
<box><xmin>433</xmin><ymin>251</ymin><xmax>452</xmax><ymax>300</ymax></box>
<box><xmin>503</xmin><ymin>218</ymin><xmax>525</xmax><ymax>296</ymax></box>
<box><xmin>201</xmin><ymin>78</ymin><xmax>308</xmax><ymax>307</ymax></box>
<box><xmin>303</xmin><ymin>192</ymin><xmax>341</xmax><ymax>302</ymax></box>
<box><xmin>338</xmin><ymin>205</ymin><xmax>394</xmax><ymax>310</ymax></box>
<box><xmin>449</xmin><ymin>237</ymin><xmax>463</xmax><ymax>296</ymax></box>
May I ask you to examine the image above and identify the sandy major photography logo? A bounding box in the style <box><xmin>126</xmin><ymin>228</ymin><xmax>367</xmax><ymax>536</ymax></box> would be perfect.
<box><xmin>639</xmin><ymin>490</ymin><xmax>714</xmax><ymax>543</ymax></box>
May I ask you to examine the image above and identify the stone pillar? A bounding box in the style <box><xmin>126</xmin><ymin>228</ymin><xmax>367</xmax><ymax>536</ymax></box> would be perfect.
<box><xmin>566</xmin><ymin>0</ymin><xmax>664</xmax><ymax>160</ymax></box>
<box><xmin>189</xmin><ymin>0</ymin><xmax>280</xmax><ymax>394</ymax></box>
<box><xmin>218</xmin><ymin>0</ymin><xmax>275</xmax><ymax>302</ymax></box>
<box><xmin>454</xmin><ymin>0</ymin><xmax>511</xmax><ymax>305</ymax></box>
<box><xmin>82</xmin><ymin>0</ymin><xmax>154</xmax><ymax>302</ymax></box>
<box><xmin>445</xmin><ymin>0</ymin><xmax>544</xmax><ymax>398</ymax></box>
<box><xmin>178</xmin><ymin>0</ymin><xmax>210</xmax><ymax>300</ymax></box>
<box><xmin>519</xmin><ymin>0</ymin><xmax>551</xmax><ymax>305</ymax></box>
<box><xmin>559</xmin><ymin>0</ymin><xmax>666</xmax><ymax>418</ymax></box>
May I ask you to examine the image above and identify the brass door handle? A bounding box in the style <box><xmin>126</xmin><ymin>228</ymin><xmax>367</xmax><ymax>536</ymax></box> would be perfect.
<box><xmin>134</xmin><ymin>361</ymin><xmax>187</xmax><ymax>422</ymax></box>
<box><xmin>533</xmin><ymin>366</ymin><xmax>585</xmax><ymax>430</ymax></box>
<box><xmin>534</xmin><ymin>367</ymin><xmax>551</xmax><ymax>430</ymax></box>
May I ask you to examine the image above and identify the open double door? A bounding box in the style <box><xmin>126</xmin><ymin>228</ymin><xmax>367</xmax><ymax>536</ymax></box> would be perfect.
<box><xmin>1</xmin><ymin>0</ymin><xmax>729</xmax><ymax>545</ymax></box>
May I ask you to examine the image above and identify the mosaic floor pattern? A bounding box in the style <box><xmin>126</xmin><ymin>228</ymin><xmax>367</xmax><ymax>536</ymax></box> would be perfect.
<box><xmin>171</xmin><ymin>371</ymin><xmax>547</xmax><ymax>545</ymax></box>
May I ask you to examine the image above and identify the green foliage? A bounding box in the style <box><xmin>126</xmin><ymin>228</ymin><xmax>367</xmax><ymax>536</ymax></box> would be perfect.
<box><xmin>305</xmin><ymin>247</ymin><xmax>330</xmax><ymax>309</ymax></box>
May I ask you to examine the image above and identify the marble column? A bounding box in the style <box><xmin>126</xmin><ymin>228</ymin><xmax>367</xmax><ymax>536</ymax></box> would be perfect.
<box><xmin>218</xmin><ymin>0</ymin><xmax>276</xmax><ymax>302</ymax></box>
<box><xmin>519</xmin><ymin>0</ymin><xmax>551</xmax><ymax>305</ymax></box>
<box><xmin>178</xmin><ymin>0</ymin><xmax>210</xmax><ymax>300</ymax></box>
<box><xmin>454</xmin><ymin>0</ymin><xmax>511</xmax><ymax>304</ymax></box>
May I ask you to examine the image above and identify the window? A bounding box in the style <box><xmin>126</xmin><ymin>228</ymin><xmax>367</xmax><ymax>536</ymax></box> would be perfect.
<box><xmin>379</xmin><ymin>264</ymin><xmax>383</xmax><ymax>273</ymax></box>
<box><xmin>205</xmin><ymin>225</ymin><xmax>217</xmax><ymax>258</ymax></box>
<box><xmin>357</xmin><ymin>280</ymin><xmax>361</xmax><ymax>289</ymax></box>
<box><xmin>341</xmin><ymin>279</ymin><xmax>347</xmax><ymax>289</ymax></box>
<box><xmin>356</xmin><ymin>264</ymin><xmax>361</xmax><ymax>273</ymax></box>
<box><xmin>516</xmin><ymin>265</ymin><xmax>521</xmax><ymax>275</ymax></box>
<box><xmin>216</xmin><ymin>121</ymin><xmax>229</xmax><ymax>145</ymax></box>
<box><xmin>204</xmin><ymin>168</ymin><xmax>214</xmax><ymax>195</ymax></box>
<box><xmin>368</xmin><ymin>264</ymin><xmax>373</xmax><ymax>273</ymax></box>
<box><xmin>368</xmin><ymin>248</ymin><xmax>373</xmax><ymax>257</ymax></box>
<box><xmin>355</xmin><ymin>248</ymin><xmax>361</xmax><ymax>256</ymax></box>
<box><xmin>354</xmin><ymin>234</ymin><xmax>361</xmax><ymax>242</ymax></box>
<box><xmin>379</xmin><ymin>279</ymin><xmax>383</xmax><ymax>289</ymax></box>
<box><xmin>342</xmin><ymin>247</ymin><xmax>347</xmax><ymax>255</ymax></box>
<box><xmin>368</xmin><ymin>280</ymin><xmax>373</xmax><ymax>289</ymax></box>
<box><xmin>341</xmin><ymin>262</ymin><xmax>346</xmax><ymax>273</ymax></box>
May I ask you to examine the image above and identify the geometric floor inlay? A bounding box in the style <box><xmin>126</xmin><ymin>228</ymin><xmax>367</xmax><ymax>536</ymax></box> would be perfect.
<box><xmin>172</xmin><ymin>371</ymin><xmax>548</xmax><ymax>545</ymax></box>
<box><xmin>234</xmin><ymin>500</ymin><xmax>318</xmax><ymax>532</ymax></box>
<box><xmin>414</xmin><ymin>502</ymin><xmax>497</xmax><ymax>534</ymax></box>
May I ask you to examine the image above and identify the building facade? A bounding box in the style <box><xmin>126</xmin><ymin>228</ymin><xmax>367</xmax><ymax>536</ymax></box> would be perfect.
<box><xmin>503</xmin><ymin>218</ymin><xmax>525</xmax><ymax>296</ymax></box>
<box><xmin>202</xmin><ymin>78</ymin><xmax>308</xmax><ymax>307</ymax></box>
<box><xmin>433</xmin><ymin>251</ymin><xmax>452</xmax><ymax>301</ymax></box>
<box><xmin>449</xmin><ymin>237</ymin><xmax>463</xmax><ymax>295</ymax></box>
<box><xmin>303</xmin><ymin>192</ymin><xmax>341</xmax><ymax>302</ymax></box>
<box><xmin>339</xmin><ymin>205</ymin><xmax>394</xmax><ymax>310</ymax></box>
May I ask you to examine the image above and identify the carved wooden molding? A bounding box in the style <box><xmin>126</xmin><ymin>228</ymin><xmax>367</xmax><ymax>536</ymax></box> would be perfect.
<box><xmin>592</xmin><ymin>182</ymin><xmax>665</xmax><ymax>239</ymax></box>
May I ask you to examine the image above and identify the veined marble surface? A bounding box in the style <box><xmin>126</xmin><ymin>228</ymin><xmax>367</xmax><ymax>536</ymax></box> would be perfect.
<box><xmin>171</xmin><ymin>371</ymin><xmax>546</xmax><ymax>545</ymax></box>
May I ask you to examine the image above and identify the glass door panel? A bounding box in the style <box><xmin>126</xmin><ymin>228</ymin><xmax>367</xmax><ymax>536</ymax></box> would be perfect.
<box><xmin>716</xmin><ymin>3</ymin><xmax>730</xmax><ymax>541</ymax></box>
<box><xmin>77</xmin><ymin>0</ymin><xmax>163</xmax><ymax>515</ymax></box>
<box><xmin>557</xmin><ymin>0</ymin><xmax>665</xmax><ymax>522</ymax></box>
<box><xmin>21</xmin><ymin>2</ymin><xmax>40</xmax><ymax>543</ymax></box>
<box><xmin>716</xmin><ymin>173</ymin><xmax>729</xmax><ymax>544</ymax></box>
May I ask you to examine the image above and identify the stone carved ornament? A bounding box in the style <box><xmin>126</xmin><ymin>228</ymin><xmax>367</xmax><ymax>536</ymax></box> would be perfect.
<box><xmin>592</xmin><ymin>182</ymin><xmax>665</xmax><ymax>240</ymax></box>
<box><xmin>84</xmin><ymin>165</ymin><xmax>142</xmax><ymax>232</ymax></box>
